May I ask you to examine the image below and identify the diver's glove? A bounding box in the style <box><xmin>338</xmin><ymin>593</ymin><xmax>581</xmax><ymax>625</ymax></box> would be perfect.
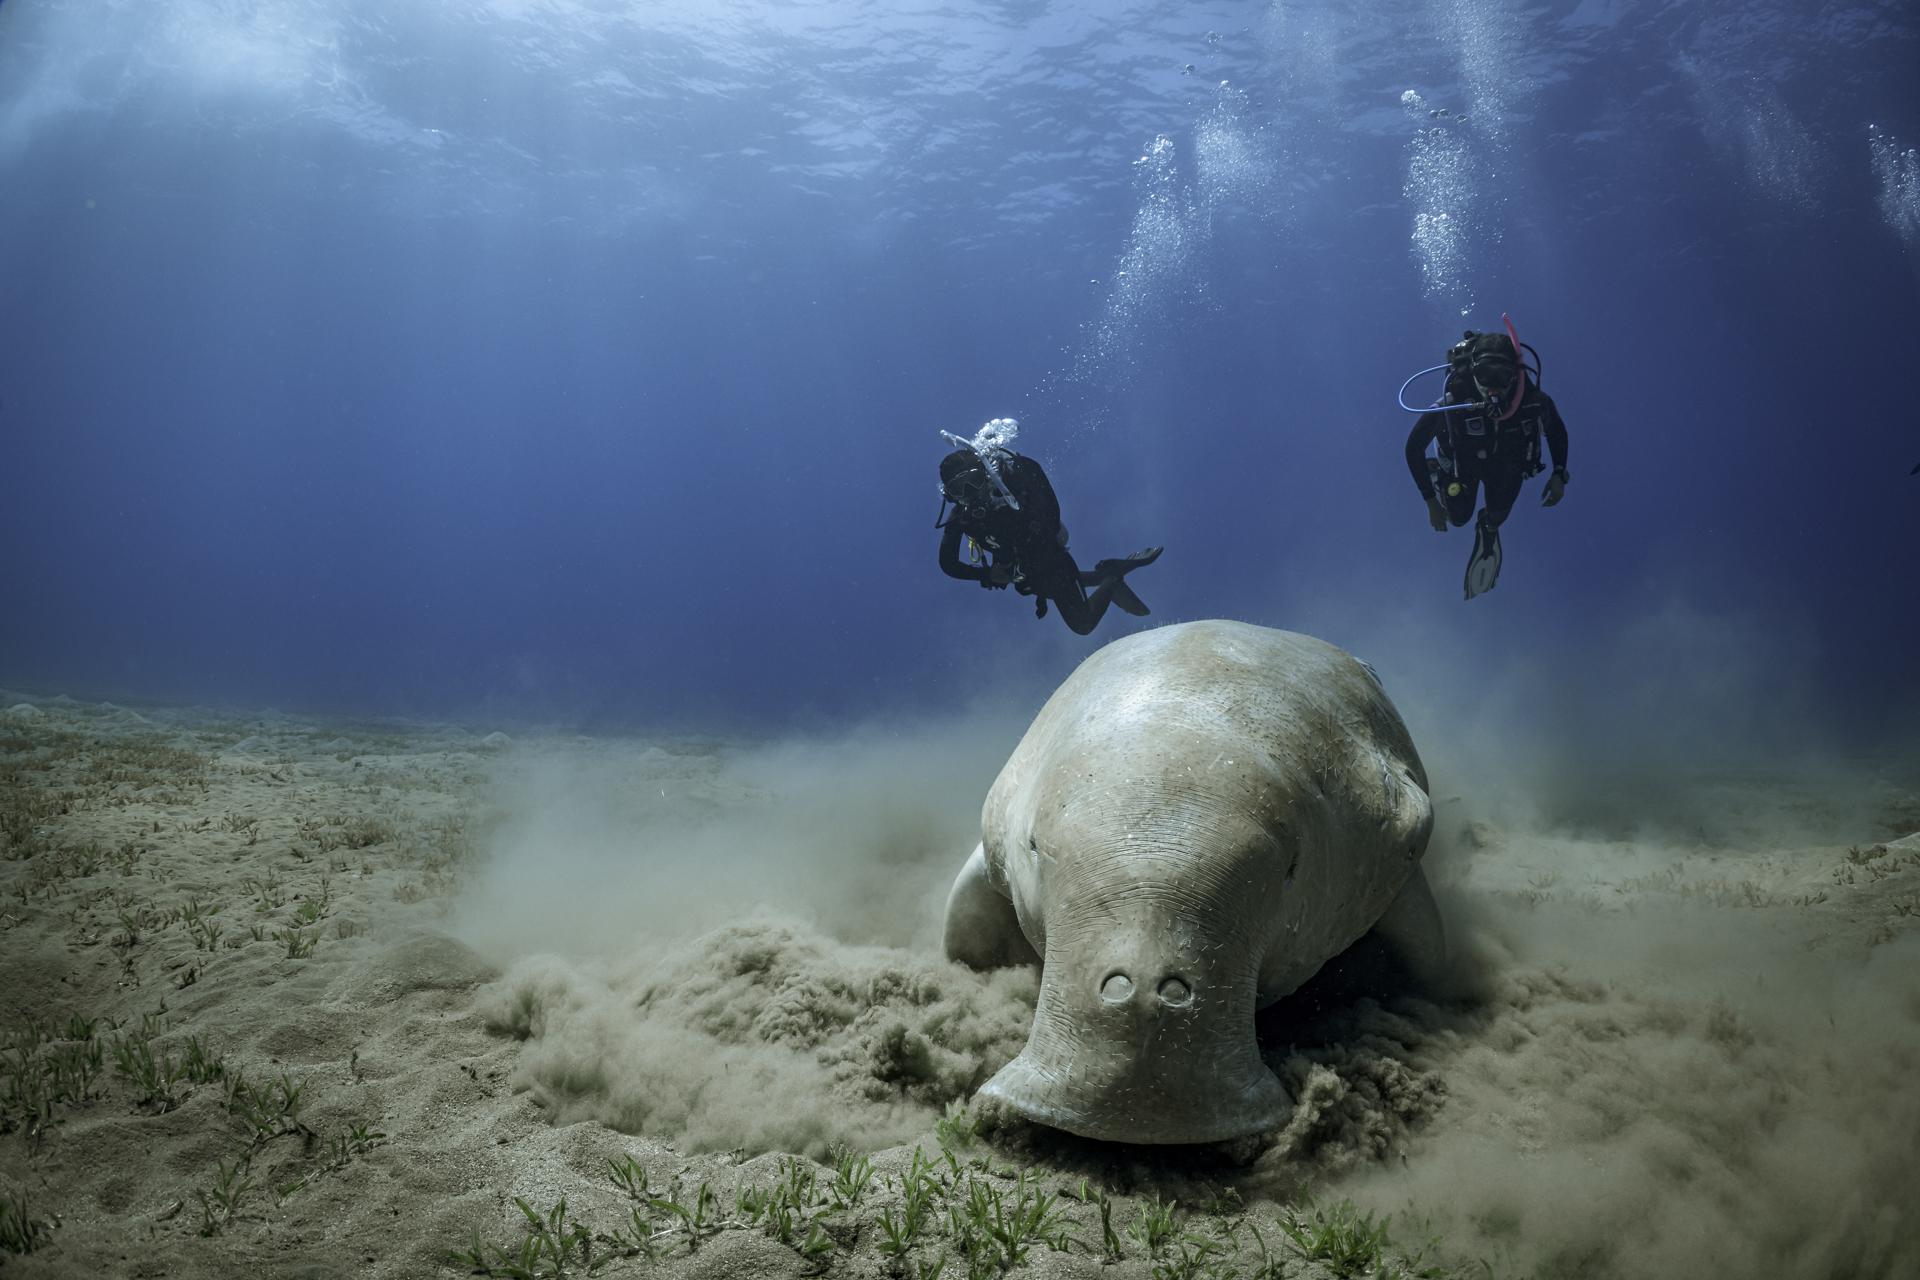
<box><xmin>1540</xmin><ymin>468</ymin><xmax>1569</xmax><ymax>507</ymax></box>
<box><xmin>1425</xmin><ymin>494</ymin><xmax>1450</xmax><ymax>532</ymax></box>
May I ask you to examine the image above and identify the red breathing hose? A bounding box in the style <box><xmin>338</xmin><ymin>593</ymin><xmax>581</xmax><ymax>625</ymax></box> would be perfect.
<box><xmin>1499</xmin><ymin>313</ymin><xmax>1525</xmax><ymax>419</ymax></box>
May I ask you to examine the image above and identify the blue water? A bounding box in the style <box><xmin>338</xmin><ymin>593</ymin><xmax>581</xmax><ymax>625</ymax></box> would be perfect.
<box><xmin>1</xmin><ymin>0</ymin><xmax>1915</xmax><ymax>741</ymax></box>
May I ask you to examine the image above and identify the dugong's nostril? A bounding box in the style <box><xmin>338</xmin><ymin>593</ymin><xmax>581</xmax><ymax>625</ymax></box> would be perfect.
<box><xmin>1157</xmin><ymin>976</ymin><xmax>1192</xmax><ymax>1005</ymax></box>
<box><xmin>1099</xmin><ymin>973</ymin><xmax>1134</xmax><ymax>1003</ymax></box>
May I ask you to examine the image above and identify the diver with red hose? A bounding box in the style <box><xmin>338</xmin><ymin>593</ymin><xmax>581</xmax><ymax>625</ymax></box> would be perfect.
<box><xmin>1401</xmin><ymin>315</ymin><xmax>1570</xmax><ymax>599</ymax></box>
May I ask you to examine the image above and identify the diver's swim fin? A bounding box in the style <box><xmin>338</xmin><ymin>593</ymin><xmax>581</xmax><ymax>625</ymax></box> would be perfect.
<box><xmin>1108</xmin><ymin>579</ymin><xmax>1150</xmax><ymax>617</ymax></box>
<box><xmin>1463</xmin><ymin>522</ymin><xmax>1502</xmax><ymax>600</ymax></box>
<box><xmin>1093</xmin><ymin>546</ymin><xmax>1163</xmax><ymax>578</ymax></box>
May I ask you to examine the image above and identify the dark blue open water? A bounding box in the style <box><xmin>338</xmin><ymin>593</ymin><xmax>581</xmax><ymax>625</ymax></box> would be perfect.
<box><xmin>1</xmin><ymin>0</ymin><xmax>1915</xmax><ymax>744</ymax></box>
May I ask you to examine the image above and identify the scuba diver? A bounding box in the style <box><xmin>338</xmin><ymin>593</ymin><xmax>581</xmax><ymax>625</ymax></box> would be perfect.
<box><xmin>936</xmin><ymin>419</ymin><xmax>1162</xmax><ymax>636</ymax></box>
<box><xmin>1401</xmin><ymin>316</ymin><xmax>1570</xmax><ymax>599</ymax></box>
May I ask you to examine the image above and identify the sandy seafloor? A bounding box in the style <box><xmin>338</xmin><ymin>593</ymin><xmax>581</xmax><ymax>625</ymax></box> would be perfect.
<box><xmin>1</xmin><ymin>691</ymin><xmax>1917</xmax><ymax>1280</ymax></box>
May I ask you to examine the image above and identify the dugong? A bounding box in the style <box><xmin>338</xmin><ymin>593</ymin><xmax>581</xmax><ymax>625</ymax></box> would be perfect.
<box><xmin>942</xmin><ymin>620</ymin><xmax>1441</xmax><ymax>1144</ymax></box>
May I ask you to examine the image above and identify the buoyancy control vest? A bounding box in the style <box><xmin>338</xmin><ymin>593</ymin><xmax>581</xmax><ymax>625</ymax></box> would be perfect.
<box><xmin>1434</xmin><ymin>372</ymin><xmax>1549</xmax><ymax>478</ymax></box>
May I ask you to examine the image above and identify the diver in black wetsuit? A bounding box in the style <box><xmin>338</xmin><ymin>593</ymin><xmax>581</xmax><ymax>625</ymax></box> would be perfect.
<box><xmin>936</xmin><ymin>420</ymin><xmax>1161</xmax><ymax>636</ymax></box>
<box><xmin>1405</xmin><ymin>329</ymin><xmax>1570</xmax><ymax>599</ymax></box>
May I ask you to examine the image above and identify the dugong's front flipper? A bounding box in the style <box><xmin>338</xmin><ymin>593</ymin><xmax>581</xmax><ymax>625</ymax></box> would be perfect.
<box><xmin>1368</xmin><ymin>864</ymin><xmax>1446</xmax><ymax>984</ymax></box>
<box><xmin>942</xmin><ymin>844</ymin><xmax>1041</xmax><ymax>971</ymax></box>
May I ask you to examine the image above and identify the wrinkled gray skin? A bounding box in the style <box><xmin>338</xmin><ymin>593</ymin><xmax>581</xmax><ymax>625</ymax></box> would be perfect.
<box><xmin>942</xmin><ymin>620</ymin><xmax>1441</xmax><ymax>1145</ymax></box>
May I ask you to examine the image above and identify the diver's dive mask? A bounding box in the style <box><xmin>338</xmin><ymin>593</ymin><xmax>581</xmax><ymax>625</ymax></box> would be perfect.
<box><xmin>1451</xmin><ymin>330</ymin><xmax>1521</xmax><ymax>407</ymax></box>
<box><xmin>1471</xmin><ymin>361</ymin><xmax>1518</xmax><ymax>404</ymax></box>
<box><xmin>945</xmin><ymin>466</ymin><xmax>994</xmax><ymax>515</ymax></box>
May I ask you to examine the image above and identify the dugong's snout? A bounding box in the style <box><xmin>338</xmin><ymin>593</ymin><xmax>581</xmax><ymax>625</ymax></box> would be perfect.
<box><xmin>977</xmin><ymin>929</ymin><xmax>1286</xmax><ymax>1144</ymax></box>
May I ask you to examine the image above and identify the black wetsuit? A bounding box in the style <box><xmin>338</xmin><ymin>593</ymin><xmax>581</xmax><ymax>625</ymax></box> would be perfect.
<box><xmin>938</xmin><ymin>454</ymin><xmax>1114</xmax><ymax>635</ymax></box>
<box><xmin>1405</xmin><ymin>373</ymin><xmax>1569</xmax><ymax>530</ymax></box>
